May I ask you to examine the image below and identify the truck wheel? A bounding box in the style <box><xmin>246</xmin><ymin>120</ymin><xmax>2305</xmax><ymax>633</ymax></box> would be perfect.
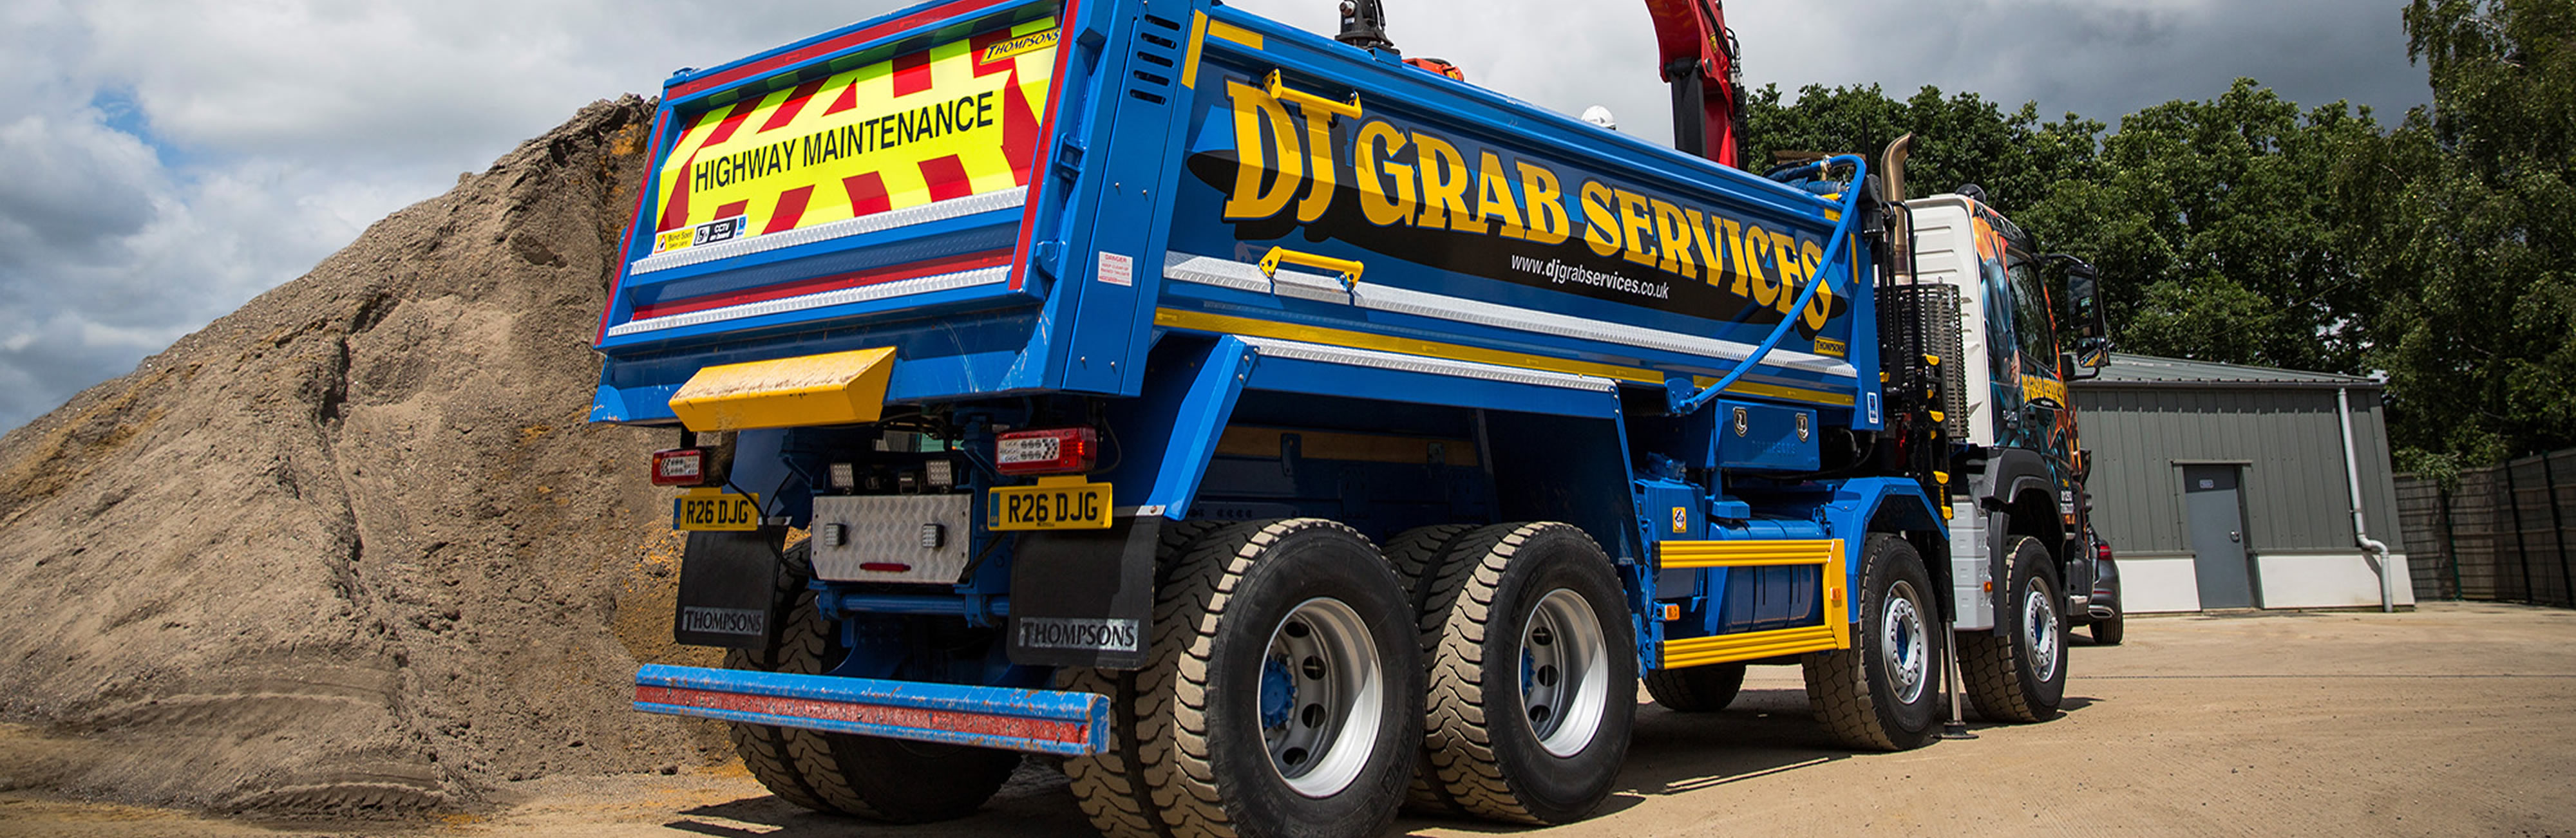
<box><xmin>1403</xmin><ymin>523</ymin><xmax>1636</xmax><ymax>825</ymax></box>
<box><xmin>1059</xmin><ymin>519</ymin><xmax>1421</xmax><ymax>838</ymax></box>
<box><xmin>1801</xmin><ymin>534</ymin><xmax>1942</xmax><ymax>751</ymax></box>
<box><xmin>722</xmin><ymin>543</ymin><xmax>1019</xmax><ymax>823</ymax></box>
<box><xmin>1643</xmin><ymin>663</ymin><xmax>1747</xmax><ymax>712</ymax></box>
<box><xmin>1960</xmin><ymin>535</ymin><xmax>2069</xmax><ymax>722</ymax></box>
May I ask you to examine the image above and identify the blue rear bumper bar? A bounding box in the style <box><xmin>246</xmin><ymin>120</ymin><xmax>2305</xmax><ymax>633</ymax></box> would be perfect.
<box><xmin>632</xmin><ymin>664</ymin><xmax>1112</xmax><ymax>756</ymax></box>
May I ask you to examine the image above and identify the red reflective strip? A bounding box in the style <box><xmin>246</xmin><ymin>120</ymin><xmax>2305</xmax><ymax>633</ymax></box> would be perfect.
<box><xmin>919</xmin><ymin>155</ymin><xmax>972</xmax><ymax>201</ymax></box>
<box><xmin>970</xmin><ymin>30</ymin><xmax>1015</xmax><ymax>77</ymax></box>
<box><xmin>701</xmin><ymin>100</ymin><xmax>759</xmax><ymax>147</ymax></box>
<box><xmin>629</xmin><ymin>248</ymin><xmax>1014</xmax><ymax>321</ymax></box>
<box><xmin>665</xmin><ymin>0</ymin><xmax>1020</xmax><ymax>100</ymax></box>
<box><xmin>714</xmin><ymin>200</ymin><xmax>749</xmax><ymax>220</ymax></box>
<box><xmin>821</xmin><ymin>80</ymin><xmax>861</xmax><ymax>116</ymax></box>
<box><xmin>764</xmin><ymin>186</ymin><xmax>815</xmax><ymax>234</ymax></box>
<box><xmin>759</xmin><ymin>80</ymin><xmax>831</xmax><ymax>133</ymax></box>
<box><xmin>860</xmin><ymin>563</ymin><xmax>913</xmax><ymax>573</ymax></box>
<box><xmin>654</xmin><ymin>151</ymin><xmax>698</xmax><ymax>232</ymax></box>
<box><xmin>891</xmin><ymin>50</ymin><xmax>936</xmax><ymax>97</ymax></box>
<box><xmin>634</xmin><ymin>684</ymin><xmax>1088</xmax><ymax>745</ymax></box>
<box><xmin>1000</xmin><ymin>68</ymin><xmax>1041</xmax><ymax>186</ymax></box>
<box><xmin>843</xmin><ymin>172</ymin><xmax>892</xmax><ymax>216</ymax></box>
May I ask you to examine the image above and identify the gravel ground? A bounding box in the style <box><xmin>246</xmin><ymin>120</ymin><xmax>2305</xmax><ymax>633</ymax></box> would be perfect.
<box><xmin>5</xmin><ymin>601</ymin><xmax>2570</xmax><ymax>837</ymax></box>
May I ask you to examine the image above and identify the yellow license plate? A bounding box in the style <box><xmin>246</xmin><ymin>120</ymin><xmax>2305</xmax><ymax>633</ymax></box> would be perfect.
<box><xmin>987</xmin><ymin>480</ymin><xmax>1112</xmax><ymax>530</ymax></box>
<box><xmin>674</xmin><ymin>492</ymin><xmax>762</xmax><ymax>531</ymax></box>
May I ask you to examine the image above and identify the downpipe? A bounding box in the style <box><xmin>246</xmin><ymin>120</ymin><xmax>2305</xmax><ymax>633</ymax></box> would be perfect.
<box><xmin>2338</xmin><ymin>386</ymin><xmax>2395</xmax><ymax>613</ymax></box>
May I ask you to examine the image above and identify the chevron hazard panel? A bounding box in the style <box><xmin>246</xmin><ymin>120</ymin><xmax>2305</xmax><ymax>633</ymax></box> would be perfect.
<box><xmin>649</xmin><ymin>18</ymin><xmax>1057</xmax><ymax>255</ymax></box>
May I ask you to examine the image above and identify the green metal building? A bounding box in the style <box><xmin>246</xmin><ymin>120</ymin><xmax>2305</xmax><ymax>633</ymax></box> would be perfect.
<box><xmin>2074</xmin><ymin>354</ymin><xmax>2411</xmax><ymax>611</ymax></box>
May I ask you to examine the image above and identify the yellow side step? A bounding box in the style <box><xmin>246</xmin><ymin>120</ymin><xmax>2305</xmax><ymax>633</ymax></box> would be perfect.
<box><xmin>1655</xmin><ymin>537</ymin><xmax>1853</xmax><ymax>667</ymax></box>
<box><xmin>667</xmin><ymin>347</ymin><xmax>897</xmax><ymax>432</ymax></box>
<box><xmin>1662</xmin><ymin>624</ymin><xmax>1844</xmax><ymax>669</ymax></box>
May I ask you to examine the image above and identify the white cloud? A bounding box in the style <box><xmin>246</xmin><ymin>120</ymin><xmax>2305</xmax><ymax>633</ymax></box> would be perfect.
<box><xmin>0</xmin><ymin>0</ymin><xmax>2430</xmax><ymax>431</ymax></box>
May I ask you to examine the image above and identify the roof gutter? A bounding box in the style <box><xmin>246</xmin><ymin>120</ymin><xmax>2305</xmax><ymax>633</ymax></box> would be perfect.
<box><xmin>2338</xmin><ymin>386</ymin><xmax>2396</xmax><ymax>612</ymax></box>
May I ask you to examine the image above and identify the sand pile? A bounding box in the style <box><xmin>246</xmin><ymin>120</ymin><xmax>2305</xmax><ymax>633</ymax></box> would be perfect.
<box><xmin>0</xmin><ymin>97</ymin><xmax>728</xmax><ymax>815</ymax></box>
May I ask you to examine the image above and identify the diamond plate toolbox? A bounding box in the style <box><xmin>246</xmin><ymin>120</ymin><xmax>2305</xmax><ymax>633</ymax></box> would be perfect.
<box><xmin>810</xmin><ymin>495</ymin><xmax>972</xmax><ymax>583</ymax></box>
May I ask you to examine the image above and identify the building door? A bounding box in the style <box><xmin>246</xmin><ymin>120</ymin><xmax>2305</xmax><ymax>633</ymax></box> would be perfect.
<box><xmin>2183</xmin><ymin>465</ymin><xmax>2257</xmax><ymax>608</ymax></box>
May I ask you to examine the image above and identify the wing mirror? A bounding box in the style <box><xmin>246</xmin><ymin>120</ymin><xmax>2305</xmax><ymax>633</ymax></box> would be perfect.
<box><xmin>2047</xmin><ymin>254</ymin><xmax>2111</xmax><ymax>380</ymax></box>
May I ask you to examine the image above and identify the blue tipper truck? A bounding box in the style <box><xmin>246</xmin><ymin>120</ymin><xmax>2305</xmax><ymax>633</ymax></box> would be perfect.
<box><xmin>594</xmin><ymin>0</ymin><xmax>2114</xmax><ymax>833</ymax></box>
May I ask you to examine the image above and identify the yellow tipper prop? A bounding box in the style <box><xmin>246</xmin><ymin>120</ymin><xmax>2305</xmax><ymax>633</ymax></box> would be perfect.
<box><xmin>668</xmin><ymin>348</ymin><xmax>898</xmax><ymax>431</ymax></box>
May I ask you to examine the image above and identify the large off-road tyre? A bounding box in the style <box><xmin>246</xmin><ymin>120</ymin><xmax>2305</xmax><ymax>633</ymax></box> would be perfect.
<box><xmin>1960</xmin><ymin>535</ymin><xmax>2069</xmax><ymax>722</ymax></box>
<box><xmin>1395</xmin><ymin>523</ymin><xmax>1636</xmax><ymax>825</ymax></box>
<box><xmin>1801</xmin><ymin>534</ymin><xmax>1943</xmax><ymax>752</ymax></box>
<box><xmin>1058</xmin><ymin>519</ymin><xmax>1423</xmax><ymax>838</ymax></box>
<box><xmin>1643</xmin><ymin>663</ymin><xmax>1747</xmax><ymax>712</ymax></box>
<box><xmin>722</xmin><ymin>543</ymin><xmax>1020</xmax><ymax>823</ymax></box>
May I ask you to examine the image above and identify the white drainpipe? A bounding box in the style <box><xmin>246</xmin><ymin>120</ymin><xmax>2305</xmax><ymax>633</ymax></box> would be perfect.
<box><xmin>2338</xmin><ymin>386</ymin><xmax>2396</xmax><ymax>612</ymax></box>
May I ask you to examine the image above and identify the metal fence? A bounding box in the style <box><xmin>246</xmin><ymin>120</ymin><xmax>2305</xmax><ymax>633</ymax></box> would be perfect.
<box><xmin>2395</xmin><ymin>449</ymin><xmax>2576</xmax><ymax>607</ymax></box>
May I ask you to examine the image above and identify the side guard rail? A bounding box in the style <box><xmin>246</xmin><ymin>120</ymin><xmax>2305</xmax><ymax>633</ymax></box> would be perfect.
<box><xmin>633</xmin><ymin>664</ymin><xmax>1112</xmax><ymax>756</ymax></box>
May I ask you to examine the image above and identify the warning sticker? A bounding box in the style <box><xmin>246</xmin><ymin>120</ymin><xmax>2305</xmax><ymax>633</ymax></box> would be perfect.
<box><xmin>649</xmin><ymin>18</ymin><xmax>1059</xmax><ymax>253</ymax></box>
<box><xmin>1097</xmin><ymin>251</ymin><xmax>1133</xmax><ymax>286</ymax></box>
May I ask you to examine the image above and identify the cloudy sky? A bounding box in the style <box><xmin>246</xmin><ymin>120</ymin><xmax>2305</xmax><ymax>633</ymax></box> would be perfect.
<box><xmin>0</xmin><ymin>0</ymin><xmax>2427</xmax><ymax>433</ymax></box>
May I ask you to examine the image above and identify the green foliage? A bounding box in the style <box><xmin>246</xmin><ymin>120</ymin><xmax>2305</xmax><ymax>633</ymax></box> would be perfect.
<box><xmin>1739</xmin><ymin>0</ymin><xmax>2573</xmax><ymax>466</ymax></box>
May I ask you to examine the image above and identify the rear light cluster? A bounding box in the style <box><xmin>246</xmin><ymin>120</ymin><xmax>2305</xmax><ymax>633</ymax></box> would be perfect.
<box><xmin>995</xmin><ymin>427</ymin><xmax>1097</xmax><ymax>476</ymax></box>
<box><xmin>2095</xmin><ymin>540</ymin><xmax>2114</xmax><ymax>561</ymax></box>
<box><xmin>652</xmin><ymin>448</ymin><xmax>710</xmax><ymax>487</ymax></box>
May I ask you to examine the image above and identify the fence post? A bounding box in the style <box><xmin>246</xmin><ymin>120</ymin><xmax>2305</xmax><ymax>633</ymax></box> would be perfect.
<box><xmin>2506</xmin><ymin>461</ymin><xmax>2533</xmax><ymax>604</ymax></box>
<box><xmin>2550</xmin><ymin>455</ymin><xmax>2573</xmax><ymax>608</ymax></box>
<box><xmin>2439</xmin><ymin>485</ymin><xmax>2463</xmax><ymax>601</ymax></box>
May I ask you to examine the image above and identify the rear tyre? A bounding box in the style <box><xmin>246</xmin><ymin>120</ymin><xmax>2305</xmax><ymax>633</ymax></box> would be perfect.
<box><xmin>1643</xmin><ymin>663</ymin><xmax>1747</xmax><ymax>712</ymax></box>
<box><xmin>1960</xmin><ymin>535</ymin><xmax>2069</xmax><ymax>722</ymax></box>
<box><xmin>2091</xmin><ymin>606</ymin><xmax>2125</xmax><ymax>646</ymax></box>
<box><xmin>1403</xmin><ymin>523</ymin><xmax>1637</xmax><ymax>825</ymax></box>
<box><xmin>1803</xmin><ymin>534</ymin><xmax>1942</xmax><ymax>751</ymax></box>
<box><xmin>722</xmin><ymin>543</ymin><xmax>1021</xmax><ymax>823</ymax></box>
<box><xmin>1060</xmin><ymin>519</ymin><xmax>1421</xmax><ymax>838</ymax></box>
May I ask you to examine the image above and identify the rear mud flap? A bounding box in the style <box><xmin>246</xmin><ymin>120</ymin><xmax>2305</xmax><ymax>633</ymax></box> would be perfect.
<box><xmin>1007</xmin><ymin>516</ymin><xmax>1160</xmax><ymax>669</ymax></box>
<box><xmin>674</xmin><ymin>529</ymin><xmax>786</xmax><ymax>649</ymax></box>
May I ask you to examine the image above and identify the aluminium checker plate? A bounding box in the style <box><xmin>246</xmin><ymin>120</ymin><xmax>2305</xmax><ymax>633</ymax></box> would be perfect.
<box><xmin>810</xmin><ymin>495</ymin><xmax>972</xmax><ymax>583</ymax></box>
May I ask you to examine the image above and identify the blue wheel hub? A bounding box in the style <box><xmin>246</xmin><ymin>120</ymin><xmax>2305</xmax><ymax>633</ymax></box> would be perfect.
<box><xmin>1260</xmin><ymin>655</ymin><xmax>1294</xmax><ymax>729</ymax></box>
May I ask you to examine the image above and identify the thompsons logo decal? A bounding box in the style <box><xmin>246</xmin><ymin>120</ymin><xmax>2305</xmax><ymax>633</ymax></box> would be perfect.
<box><xmin>1205</xmin><ymin>79</ymin><xmax>1841</xmax><ymax>332</ymax></box>
<box><xmin>649</xmin><ymin>19</ymin><xmax>1059</xmax><ymax>254</ymax></box>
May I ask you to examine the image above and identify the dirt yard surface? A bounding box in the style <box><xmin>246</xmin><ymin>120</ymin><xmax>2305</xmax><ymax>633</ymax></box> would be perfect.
<box><xmin>4</xmin><ymin>602</ymin><xmax>2570</xmax><ymax>837</ymax></box>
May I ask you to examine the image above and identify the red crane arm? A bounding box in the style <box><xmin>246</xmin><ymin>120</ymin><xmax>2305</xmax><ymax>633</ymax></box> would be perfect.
<box><xmin>1641</xmin><ymin>0</ymin><xmax>1745</xmax><ymax>168</ymax></box>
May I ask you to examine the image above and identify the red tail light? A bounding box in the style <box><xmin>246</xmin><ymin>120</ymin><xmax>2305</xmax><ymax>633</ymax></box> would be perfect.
<box><xmin>652</xmin><ymin>448</ymin><xmax>710</xmax><ymax>486</ymax></box>
<box><xmin>2094</xmin><ymin>540</ymin><xmax>2114</xmax><ymax>561</ymax></box>
<box><xmin>995</xmin><ymin>427</ymin><xmax>1097</xmax><ymax>476</ymax></box>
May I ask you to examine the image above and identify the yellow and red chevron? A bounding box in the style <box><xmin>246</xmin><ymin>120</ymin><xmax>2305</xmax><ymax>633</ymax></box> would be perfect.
<box><xmin>650</xmin><ymin>18</ymin><xmax>1057</xmax><ymax>250</ymax></box>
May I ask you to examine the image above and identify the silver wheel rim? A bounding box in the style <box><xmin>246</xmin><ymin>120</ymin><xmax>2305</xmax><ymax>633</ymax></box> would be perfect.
<box><xmin>1521</xmin><ymin>588</ymin><xmax>1611</xmax><ymax>758</ymax></box>
<box><xmin>2023</xmin><ymin>583</ymin><xmax>2061</xmax><ymax>682</ymax></box>
<box><xmin>1880</xmin><ymin>580</ymin><xmax>1929</xmax><ymax>704</ymax></box>
<box><xmin>1259</xmin><ymin>597</ymin><xmax>1385</xmax><ymax>798</ymax></box>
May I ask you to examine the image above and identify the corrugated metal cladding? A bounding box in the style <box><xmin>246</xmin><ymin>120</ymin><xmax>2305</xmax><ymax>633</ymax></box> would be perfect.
<box><xmin>2073</xmin><ymin>354</ymin><xmax>2403</xmax><ymax>557</ymax></box>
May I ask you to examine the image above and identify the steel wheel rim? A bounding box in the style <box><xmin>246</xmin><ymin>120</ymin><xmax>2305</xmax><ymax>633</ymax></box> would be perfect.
<box><xmin>1521</xmin><ymin>588</ymin><xmax>1611</xmax><ymax>758</ymax></box>
<box><xmin>2023</xmin><ymin>584</ymin><xmax>2061</xmax><ymax>682</ymax></box>
<box><xmin>1880</xmin><ymin>580</ymin><xmax>1929</xmax><ymax>704</ymax></box>
<box><xmin>1259</xmin><ymin>597</ymin><xmax>1385</xmax><ymax>798</ymax></box>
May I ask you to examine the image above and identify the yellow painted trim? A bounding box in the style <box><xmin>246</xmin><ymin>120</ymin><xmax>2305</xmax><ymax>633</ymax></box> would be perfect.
<box><xmin>1180</xmin><ymin>11</ymin><xmax>1210</xmax><ymax>89</ymax></box>
<box><xmin>1662</xmin><ymin>624</ymin><xmax>1842</xmax><ymax>668</ymax></box>
<box><xmin>1215</xmin><ymin>426</ymin><xmax>1479</xmax><ymax>467</ymax></box>
<box><xmin>1656</xmin><ymin>539</ymin><xmax>1841</xmax><ymax>569</ymax></box>
<box><xmin>1206</xmin><ymin>19</ymin><xmax>1263</xmax><ymax>50</ymax></box>
<box><xmin>667</xmin><ymin>347</ymin><xmax>897</xmax><ymax>432</ymax></box>
<box><xmin>1656</xmin><ymin>537</ymin><xmax>1852</xmax><ymax>666</ymax></box>
<box><xmin>1154</xmin><ymin>307</ymin><xmax>1660</xmax><ymax>384</ymax></box>
<box><xmin>1689</xmin><ymin>375</ymin><xmax>1856</xmax><ymax>407</ymax></box>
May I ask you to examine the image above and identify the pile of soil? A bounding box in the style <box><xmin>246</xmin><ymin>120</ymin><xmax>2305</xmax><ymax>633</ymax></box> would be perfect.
<box><xmin>0</xmin><ymin>97</ymin><xmax>730</xmax><ymax>816</ymax></box>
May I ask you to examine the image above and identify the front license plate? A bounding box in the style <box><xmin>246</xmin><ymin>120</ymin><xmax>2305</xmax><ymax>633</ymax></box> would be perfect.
<box><xmin>674</xmin><ymin>492</ymin><xmax>762</xmax><ymax>531</ymax></box>
<box><xmin>988</xmin><ymin>481</ymin><xmax>1112</xmax><ymax>530</ymax></box>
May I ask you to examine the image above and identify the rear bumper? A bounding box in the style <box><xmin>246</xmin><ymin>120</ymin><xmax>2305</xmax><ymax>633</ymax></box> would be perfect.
<box><xmin>632</xmin><ymin>664</ymin><xmax>1110</xmax><ymax>756</ymax></box>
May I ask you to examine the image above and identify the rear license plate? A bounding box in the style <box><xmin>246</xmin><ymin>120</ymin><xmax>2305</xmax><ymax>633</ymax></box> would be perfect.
<box><xmin>987</xmin><ymin>481</ymin><xmax>1112</xmax><ymax>530</ymax></box>
<box><xmin>674</xmin><ymin>492</ymin><xmax>762</xmax><ymax>531</ymax></box>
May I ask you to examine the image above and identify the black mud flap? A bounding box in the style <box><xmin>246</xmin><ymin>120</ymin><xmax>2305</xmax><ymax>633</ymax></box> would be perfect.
<box><xmin>674</xmin><ymin>529</ymin><xmax>784</xmax><ymax>649</ymax></box>
<box><xmin>1008</xmin><ymin>516</ymin><xmax>1160</xmax><ymax>670</ymax></box>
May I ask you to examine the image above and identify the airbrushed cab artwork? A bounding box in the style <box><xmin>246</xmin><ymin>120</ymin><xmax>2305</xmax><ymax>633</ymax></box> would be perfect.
<box><xmin>589</xmin><ymin>1</ymin><xmax>2110</xmax><ymax>835</ymax></box>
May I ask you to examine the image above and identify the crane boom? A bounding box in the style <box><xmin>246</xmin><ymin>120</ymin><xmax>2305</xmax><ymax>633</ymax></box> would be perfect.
<box><xmin>1642</xmin><ymin>0</ymin><xmax>1746</xmax><ymax>167</ymax></box>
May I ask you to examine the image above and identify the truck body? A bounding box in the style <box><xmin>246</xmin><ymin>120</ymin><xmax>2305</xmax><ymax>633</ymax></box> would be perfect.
<box><xmin>599</xmin><ymin>0</ymin><xmax>2108</xmax><ymax>833</ymax></box>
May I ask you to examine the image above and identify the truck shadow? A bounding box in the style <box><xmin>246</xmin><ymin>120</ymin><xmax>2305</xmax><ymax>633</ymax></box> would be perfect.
<box><xmin>658</xmin><ymin>687</ymin><xmax>2100</xmax><ymax>837</ymax></box>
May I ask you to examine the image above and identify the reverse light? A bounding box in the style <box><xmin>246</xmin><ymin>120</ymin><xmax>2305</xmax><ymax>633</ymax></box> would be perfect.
<box><xmin>652</xmin><ymin>449</ymin><xmax>710</xmax><ymax>487</ymax></box>
<box><xmin>995</xmin><ymin>427</ymin><xmax>1099</xmax><ymax>476</ymax></box>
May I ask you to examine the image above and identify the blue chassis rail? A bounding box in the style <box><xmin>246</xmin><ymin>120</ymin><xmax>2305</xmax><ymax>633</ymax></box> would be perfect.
<box><xmin>634</xmin><ymin>664</ymin><xmax>1112</xmax><ymax>756</ymax></box>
